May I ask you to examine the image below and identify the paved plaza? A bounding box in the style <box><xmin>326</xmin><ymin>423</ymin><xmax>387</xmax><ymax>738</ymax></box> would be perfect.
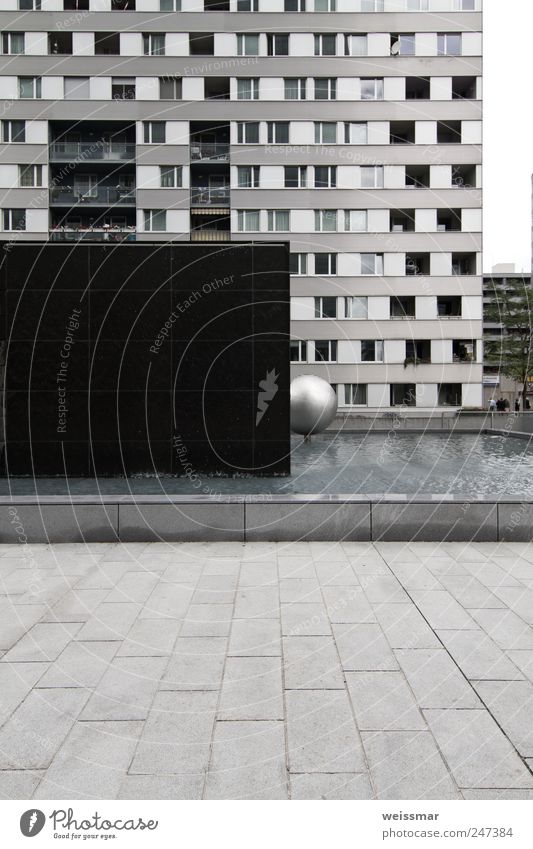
<box><xmin>0</xmin><ymin>540</ymin><xmax>533</xmax><ymax>800</ymax></box>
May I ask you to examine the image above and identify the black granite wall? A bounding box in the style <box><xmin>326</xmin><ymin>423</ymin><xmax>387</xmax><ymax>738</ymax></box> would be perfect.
<box><xmin>1</xmin><ymin>242</ymin><xmax>290</xmax><ymax>477</ymax></box>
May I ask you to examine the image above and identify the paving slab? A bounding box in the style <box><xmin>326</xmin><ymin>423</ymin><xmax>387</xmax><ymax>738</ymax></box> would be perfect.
<box><xmin>234</xmin><ymin>587</ymin><xmax>279</xmax><ymax>619</ymax></box>
<box><xmin>117</xmin><ymin>618</ymin><xmax>180</xmax><ymax>657</ymax></box>
<box><xmin>80</xmin><ymin>655</ymin><xmax>167</xmax><ymax>721</ymax></box>
<box><xmin>162</xmin><ymin>637</ymin><xmax>226</xmax><ymax>691</ymax></box>
<box><xmin>437</xmin><ymin>629</ymin><xmax>524</xmax><ymax>681</ymax></box>
<box><xmin>362</xmin><ymin>730</ymin><xmax>460</xmax><ymax>800</ymax></box>
<box><xmin>3</xmin><ymin>622</ymin><xmax>82</xmax><ymax>663</ymax></box>
<box><xmin>129</xmin><ymin>691</ymin><xmax>218</xmax><ymax>776</ymax></box>
<box><xmin>373</xmin><ymin>603</ymin><xmax>441</xmax><ymax>649</ymax></box>
<box><xmin>473</xmin><ymin>680</ymin><xmax>533</xmax><ymax>758</ymax></box>
<box><xmin>0</xmin><ymin>770</ymin><xmax>44</xmax><ymax>799</ymax></box>
<box><xmin>283</xmin><ymin>636</ymin><xmax>345</xmax><ymax>689</ymax></box>
<box><xmin>424</xmin><ymin>708</ymin><xmax>533</xmax><ymax>789</ymax></box>
<box><xmin>395</xmin><ymin>648</ymin><xmax>482</xmax><ymax>709</ymax></box>
<box><xmin>0</xmin><ymin>662</ymin><xmax>49</xmax><ymax>725</ymax></box>
<box><xmin>281</xmin><ymin>603</ymin><xmax>331</xmax><ymax>636</ymax></box>
<box><xmin>33</xmin><ymin>720</ymin><xmax>143</xmax><ymax>799</ymax></box>
<box><xmin>205</xmin><ymin>720</ymin><xmax>287</xmax><ymax>800</ymax></box>
<box><xmin>75</xmin><ymin>602</ymin><xmax>141</xmax><ymax>641</ymax></box>
<box><xmin>218</xmin><ymin>656</ymin><xmax>283</xmax><ymax>720</ymax></box>
<box><xmin>286</xmin><ymin>689</ymin><xmax>366</xmax><ymax>774</ymax></box>
<box><xmin>346</xmin><ymin>671</ymin><xmax>426</xmax><ymax>731</ymax></box>
<box><xmin>470</xmin><ymin>608</ymin><xmax>533</xmax><ymax>650</ymax></box>
<box><xmin>117</xmin><ymin>774</ymin><xmax>204</xmax><ymax>800</ymax></box>
<box><xmin>228</xmin><ymin>619</ymin><xmax>281</xmax><ymax>657</ymax></box>
<box><xmin>322</xmin><ymin>586</ymin><xmax>376</xmax><ymax>624</ymax></box>
<box><xmin>36</xmin><ymin>641</ymin><xmax>119</xmax><ymax>688</ymax></box>
<box><xmin>180</xmin><ymin>604</ymin><xmax>234</xmax><ymax>637</ymax></box>
<box><xmin>290</xmin><ymin>772</ymin><xmax>374</xmax><ymax>800</ymax></box>
<box><xmin>332</xmin><ymin>623</ymin><xmax>399</xmax><ymax>672</ymax></box>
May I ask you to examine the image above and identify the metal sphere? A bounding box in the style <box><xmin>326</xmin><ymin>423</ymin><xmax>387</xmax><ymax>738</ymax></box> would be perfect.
<box><xmin>290</xmin><ymin>375</ymin><xmax>338</xmax><ymax>436</ymax></box>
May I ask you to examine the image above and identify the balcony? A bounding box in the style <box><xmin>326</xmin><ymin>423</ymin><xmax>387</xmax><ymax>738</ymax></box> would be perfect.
<box><xmin>50</xmin><ymin>187</ymin><xmax>136</xmax><ymax>206</ymax></box>
<box><xmin>191</xmin><ymin>187</ymin><xmax>230</xmax><ymax>206</ymax></box>
<box><xmin>190</xmin><ymin>230</ymin><xmax>230</xmax><ymax>242</ymax></box>
<box><xmin>49</xmin><ymin>141</ymin><xmax>136</xmax><ymax>162</ymax></box>
<box><xmin>190</xmin><ymin>142</ymin><xmax>230</xmax><ymax>163</ymax></box>
<box><xmin>50</xmin><ymin>227</ymin><xmax>136</xmax><ymax>242</ymax></box>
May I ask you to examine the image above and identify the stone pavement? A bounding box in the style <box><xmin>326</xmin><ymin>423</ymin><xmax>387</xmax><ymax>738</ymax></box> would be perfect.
<box><xmin>0</xmin><ymin>540</ymin><xmax>533</xmax><ymax>800</ymax></box>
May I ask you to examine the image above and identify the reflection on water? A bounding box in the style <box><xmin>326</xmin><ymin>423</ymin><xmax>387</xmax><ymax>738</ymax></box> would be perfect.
<box><xmin>2</xmin><ymin>433</ymin><xmax>533</xmax><ymax>497</ymax></box>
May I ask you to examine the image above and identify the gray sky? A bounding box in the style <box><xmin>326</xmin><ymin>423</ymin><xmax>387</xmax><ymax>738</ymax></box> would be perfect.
<box><xmin>484</xmin><ymin>1</ymin><xmax>533</xmax><ymax>272</ymax></box>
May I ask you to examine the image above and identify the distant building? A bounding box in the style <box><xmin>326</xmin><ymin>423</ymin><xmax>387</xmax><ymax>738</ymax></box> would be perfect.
<box><xmin>482</xmin><ymin>265</ymin><xmax>533</xmax><ymax>408</ymax></box>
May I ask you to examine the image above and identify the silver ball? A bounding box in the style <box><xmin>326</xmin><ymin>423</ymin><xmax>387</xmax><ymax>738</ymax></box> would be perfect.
<box><xmin>290</xmin><ymin>375</ymin><xmax>338</xmax><ymax>436</ymax></box>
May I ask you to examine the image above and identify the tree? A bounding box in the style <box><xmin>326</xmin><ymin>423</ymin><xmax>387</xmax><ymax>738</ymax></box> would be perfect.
<box><xmin>485</xmin><ymin>276</ymin><xmax>533</xmax><ymax>410</ymax></box>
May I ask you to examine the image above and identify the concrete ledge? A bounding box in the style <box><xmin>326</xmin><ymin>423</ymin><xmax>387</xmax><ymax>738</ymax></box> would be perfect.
<box><xmin>245</xmin><ymin>502</ymin><xmax>370</xmax><ymax>542</ymax></box>
<box><xmin>372</xmin><ymin>502</ymin><xmax>498</xmax><ymax>542</ymax></box>
<box><xmin>0</xmin><ymin>496</ymin><xmax>529</xmax><ymax>543</ymax></box>
<box><xmin>0</xmin><ymin>504</ymin><xmax>119</xmax><ymax>544</ymax></box>
<box><xmin>118</xmin><ymin>502</ymin><xmax>245</xmax><ymax>542</ymax></box>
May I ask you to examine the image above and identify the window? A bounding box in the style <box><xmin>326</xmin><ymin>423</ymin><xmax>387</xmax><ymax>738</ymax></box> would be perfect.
<box><xmin>19</xmin><ymin>77</ymin><xmax>41</xmax><ymax>99</ymax></box>
<box><xmin>159</xmin><ymin>77</ymin><xmax>182</xmax><ymax>99</ymax></box>
<box><xmin>237</xmin><ymin>210</ymin><xmax>260</xmax><ymax>231</ymax></box>
<box><xmin>237</xmin><ymin>166</ymin><xmax>260</xmax><ymax>188</ymax></box>
<box><xmin>390</xmin><ymin>296</ymin><xmax>415</xmax><ymax>318</ymax></box>
<box><xmin>314</xmin><ymin>166</ymin><xmax>336</xmax><ymax>188</ymax></box>
<box><xmin>267</xmin><ymin>122</ymin><xmax>289</xmax><ymax>144</ymax></box>
<box><xmin>64</xmin><ymin>77</ymin><xmax>89</xmax><ymax>99</ymax></box>
<box><xmin>19</xmin><ymin>0</ymin><xmax>40</xmax><ymax>7</ymax></box>
<box><xmin>452</xmin><ymin>252</ymin><xmax>476</xmax><ymax>275</ymax></box>
<box><xmin>315</xmin><ymin>0</ymin><xmax>334</xmax><ymax>9</ymax></box>
<box><xmin>3</xmin><ymin>120</ymin><xmax>25</xmax><ymax>142</ymax></box>
<box><xmin>267</xmin><ymin>34</ymin><xmax>289</xmax><ymax>56</ymax></box>
<box><xmin>361</xmin><ymin>78</ymin><xmax>383</xmax><ymax>100</ymax></box>
<box><xmin>160</xmin><ymin>0</ymin><xmax>181</xmax><ymax>8</ymax></box>
<box><xmin>391</xmin><ymin>210</ymin><xmax>415</xmax><ymax>232</ymax></box>
<box><xmin>345</xmin><ymin>122</ymin><xmax>367</xmax><ymax>144</ymax></box>
<box><xmin>438</xmin><ymin>383</ymin><xmax>462</xmax><ymax>407</ymax></box>
<box><xmin>143</xmin><ymin>34</ymin><xmax>165</xmax><ymax>55</ymax></box>
<box><xmin>290</xmin><ymin>340</ymin><xmax>307</xmax><ymax>363</ymax></box>
<box><xmin>160</xmin><ymin>165</ymin><xmax>182</xmax><ymax>187</ymax></box>
<box><xmin>314</xmin><ymin>122</ymin><xmax>337</xmax><ymax>144</ymax></box>
<box><xmin>2</xmin><ymin>209</ymin><xmax>25</xmax><ymax>231</ymax></box>
<box><xmin>437</xmin><ymin>34</ymin><xmax>462</xmax><ymax>56</ymax></box>
<box><xmin>94</xmin><ymin>32</ymin><xmax>119</xmax><ymax>55</ymax></box>
<box><xmin>238</xmin><ymin>0</ymin><xmax>259</xmax><ymax>8</ymax></box>
<box><xmin>345</xmin><ymin>34</ymin><xmax>367</xmax><ymax>56</ymax></box>
<box><xmin>361</xmin><ymin>0</ymin><xmax>383</xmax><ymax>9</ymax></box>
<box><xmin>361</xmin><ymin>253</ymin><xmax>383</xmax><ymax>275</ymax></box>
<box><xmin>112</xmin><ymin>77</ymin><xmax>135</xmax><ymax>100</ymax></box>
<box><xmin>284</xmin><ymin>78</ymin><xmax>306</xmax><ymax>100</ymax></box>
<box><xmin>407</xmin><ymin>0</ymin><xmax>428</xmax><ymax>9</ymax></box>
<box><xmin>391</xmin><ymin>384</ymin><xmax>416</xmax><ymax>407</ymax></box>
<box><xmin>237</xmin><ymin>34</ymin><xmax>259</xmax><ymax>56</ymax></box>
<box><xmin>406</xmin><ymin>340</ymin><xmax>431</xmax><ymax>364</ymax></box>
<box><xmin>314</xmin><ymin>210</ymin><xmax>337</xmax><ymax>232</ymax></box>
<box><xmin>452</xmin><ymin>76</ymin><xmax>477</xmax><ymax>100</ymax></box>
<box><xmin>315</xmin><ymin>253</ymin><xmax>337</xmax><ymax>275</ymax></box>
<box><xmin>457</xmin><ymin>0</ymin><xmax>475</xmax><ymax>8</ymax></box>
<box><xmin>144</xmin><ymin>210</ymin><xmax>166</xmax><ymax>231</ymax></box>
<box><xmin>314</xmin><ymin>78</ymin><xmax>337</xmax><ymax>100</ymax></box>
<box><xmin>437</xmin><ymin>296</ymin><xmax>461</xmax><ymax>317</ymax></box>
<box><xmin>391</xmin><ymin>34</ymin><xmax>415</xmax><ymax>56</ymax></box>
<box><xmin>19</xmin><ymin>164</ymin><xmax>42</xmax><ymax>187</ymax></box>
<box><xmin>315</xmin><ymin>297</ymin><xmax>337</xmax><ymax>319</ymax></box>
<box><xmin>237</xmin><ymin>78</ymin><xmax>259</xmax><ymax>100</ymax></box>
<box><xmin>314</xmin><ymin>34</ymin><xmax>336</xmax><ymax>56</ymax></box>
<box><xmin>314</xmin><ymin>340</ymin><xmax>337</xmax><ymax>363</ymax></box>
<box><xmin>437</xmin><ymin>121</ymin><xmax>462</xmax><ymax>143</ymax></box>
<box><xmin>290</xmin><ymin>253</ymin><xmax>308</xmax><ymax>275</ymax></box>
<box><xmin>437</xmin><ymin>209</ymin><xmax>461</xmax><ymax>232</ymax></box>
<box><xmin>344</xmin><ymin>384</ymin><xmax>367</xmax><ymax>406</ymax></box>
<box><xmin>345</xmin><ymin>296</ymin><xmax>367</xmax><ymax>319</ymax></box>
<box><xmin>143</xmin><ymin>121</ymin><xmax>165</xmax><ymax>143</ymax></box>
<box><xmin>237</xmin><ymin>122</ymin><xmax>259</xmax><ymax>144</ymax></box>
<box><xmin>344</xmin><ymin>210</ymin><xmax>367</xmax><ymax>232</ymax></box>
<box><xmin>64</xmin><ymin>0</ymin><xmax>89</xmax><ymax>8</ymax></box>
<box><xmin>285</xmin><ymin>166</ymin><xmax>307</xmax><ymax>188</ymax></box>
<box><xmin>267</xmin><ymin>210</ymin><xmax>290</xmax><ymax>232</ymax></box>
<box><xmin>361</xmin><ymin>340</ymin><xmax>384</xmax><ymax>362</ymax></box>
<box><xmin>2</xmin><ymin>33</ymin><xmax>24</xmax><ymax>54</ymax></box>
<box><xmin>285</xmin><ymin>0</ymin><xmax>305</xmax><ymax>9</ymax></box>
<box><xmin>406</xmin><ymin>76</ymin><xmax>430</xmax><ymax>100</ymax></box>
<box><xmin>361</xmin><ymin>166</ymin><xmax>383</xmax><ymax>188</ymax></box>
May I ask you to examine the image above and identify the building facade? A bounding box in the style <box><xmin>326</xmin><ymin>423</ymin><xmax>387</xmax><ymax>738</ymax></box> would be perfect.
<box><xmin>483</xmin><ymin>266</ymin><xmax>533</xmax><ymax>409</ymax></box>
<box><xmin>0</xmin><ymin>0</ymin><xmax>483</xmax><ymax>411</ymax></box>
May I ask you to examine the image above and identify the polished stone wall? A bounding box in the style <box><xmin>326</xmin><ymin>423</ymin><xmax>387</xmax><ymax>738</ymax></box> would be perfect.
<box><xmin>1</xmin><ymin>241</ymin><xmax>290</xmax><ymax>477</ymax></box>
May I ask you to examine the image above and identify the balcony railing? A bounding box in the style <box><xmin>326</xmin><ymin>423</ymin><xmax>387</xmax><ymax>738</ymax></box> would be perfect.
<box><xmin>191</xmin><ymin>187</ymin><xmax>230</xmax><ymax>206</ymax></box>
<box><xmin>190</xmin><ymin>230</ymin><xmax>231</xmax><ymax>242</ymax></box>
<box><xmin>50</xmin><ymin>227</ymin><xmax>136</xmax><ymax>242</ymax></box>
<box><xmin>190</xmin><ymin>142</ymin><xmax>230</xmax><ymax>162</ymax></box>
<box><xmin>49</xmin><ymin>141</ymin><xmax>136</xmax><ymax>162</ymax></box>
<box><xmin>50</xmin><ymin>186</ymin><xmax>136</xmax><ymax>206</ymax></box>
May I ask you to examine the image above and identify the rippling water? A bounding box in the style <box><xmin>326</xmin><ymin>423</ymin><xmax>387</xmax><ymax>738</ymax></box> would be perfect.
<box><xmin>2</xmin><ymin>433</ymin><xmax>533</xmax><ymax>497</ymax></box>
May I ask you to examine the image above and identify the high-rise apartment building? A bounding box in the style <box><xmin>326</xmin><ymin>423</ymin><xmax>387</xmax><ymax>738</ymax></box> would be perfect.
<box><xmin>0</xmin><ymin>0</ymin><xmax>482</xmax><ymax>411</ymax></box>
